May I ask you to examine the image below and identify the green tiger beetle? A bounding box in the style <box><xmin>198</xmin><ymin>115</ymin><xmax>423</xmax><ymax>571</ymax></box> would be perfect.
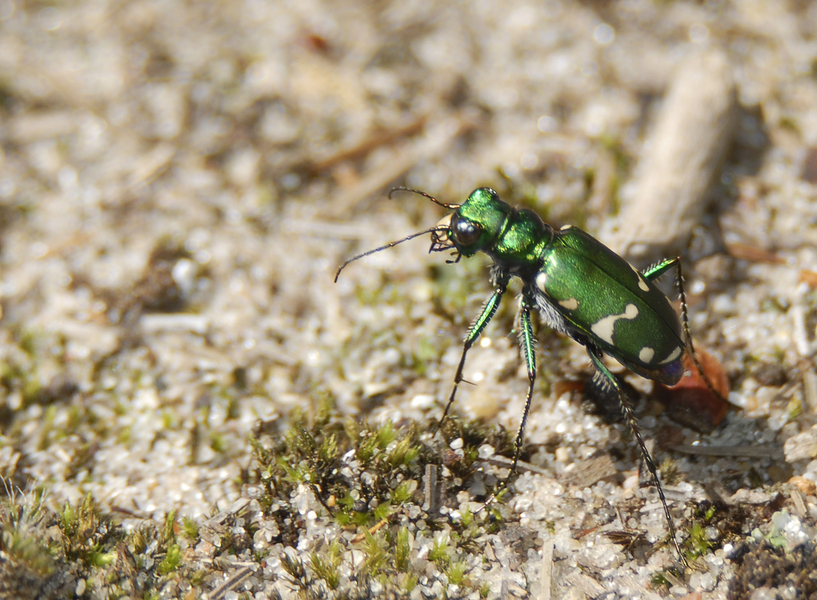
<box><xmin>335</xmin><ymin>186</ymin><xmax>721</xmax><ymax>566</ymax></box>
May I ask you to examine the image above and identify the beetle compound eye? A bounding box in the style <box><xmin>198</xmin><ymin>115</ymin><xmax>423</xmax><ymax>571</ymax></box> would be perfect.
<box><xmin>453</xmin><ymin>219</ymin><xmax>481</xmax><ymax>246</ymax></box>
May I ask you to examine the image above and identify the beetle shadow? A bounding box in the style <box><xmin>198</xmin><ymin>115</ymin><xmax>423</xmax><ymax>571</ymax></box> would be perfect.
<box><xmin>579</xmin><ymin>363</ymin><xmax>792</xmax><ymax>501</ymax></box>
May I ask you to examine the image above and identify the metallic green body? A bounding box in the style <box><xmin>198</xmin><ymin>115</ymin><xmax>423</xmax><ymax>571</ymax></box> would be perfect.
<box><xmin>435</xmin><ymin>188</ymin><xmax>685</xmax><ymax>386</ymax></box>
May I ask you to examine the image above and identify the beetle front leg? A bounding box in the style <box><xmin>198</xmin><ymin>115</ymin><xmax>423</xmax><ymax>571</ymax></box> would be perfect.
<box><xmin>438</xmin><ymin>274</ymin><xmax>509</xmax><ymax>427</ymax></box>
<box><xmin>586</xmin><ymin>345</ymin><xmax>688</xmax><ymax>567</ymax></box>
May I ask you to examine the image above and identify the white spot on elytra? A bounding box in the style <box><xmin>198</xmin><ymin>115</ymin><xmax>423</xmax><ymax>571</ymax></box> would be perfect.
<box><xmin>630</xmin><ymin>263</ymin><xmax>650</xmax><ymax>292</ymax></box>
<box><xmin>590</xmin><ymin>303</ymin><xmax>639</xmax><ymax>345</ymax></box>
<box><xmin>560</xmin><ymin>224</ymin><xmax>573</xmax><ymax>230</ymax></box>
<box><xmin>558</xmin><ymin>297</ymin><xmax>579</xmax><ymax>310</ymax></box>
<box><xmin>659</xmin><ymin>346</ymin><xmax>683</xmax><ymax>364</ymax></box>
<box><xmin>639</xmin><ymin>347</ymin><xmax>655</xmax><ymax>364</ymax></box>
<box><xmin>535</xmin><ymin>271</ymin><xmax>547</xmax><ymax>292</ymax></box>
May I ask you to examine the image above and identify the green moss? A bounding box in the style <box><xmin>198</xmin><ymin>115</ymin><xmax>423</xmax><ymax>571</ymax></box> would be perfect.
<box><xmin>395</xmin><ymin>526</ymin><xmax>411</xmax><ymax>572</ymax></box>
<box><xmin>161</xmin><ymin>410</ymin><xmax>176</xmax><ymax>429</ymax></box>
<box><xmin>131</xmin><ymin>527</ymin><xmax>148</xmax><ymax>554</ymax></box>
<box><xmin>387</xmin><ymin>435</ymin><xmax>420</xmax><ymax>467</ymax></box>
<box><xmin>309</xmin><ymin>539</ymin><xmax>342</xmax><ymax>589</ymax></box>
<box><xmin>0</xmin><ymin>481</ymin><xmax>55</xmax><ymax>575</ymax></box>
<box><xmin>390</xmin><ymin>480</ymin><xmax>415</xmax><ymax>505</ymax></box>
<box><xmin>162</xmin><ymin>510</ymin><xmax>177</xmax><ymax>546</ymax></box>
<box><xmin>429</xmin><ymin>533</ymin><xmax>451</xmax><ymax>568</ymax></box>
<box><xmin>17</xmin><ymin>328</ymin><xmax>39</xmax><ymax>357</ymax></box>
<box><xmin>210</xmin><ymin>431</ymin><xmax>226</xmax><ymax>453</ymax></box>
<box><xmin>319</xmin><ymin>433</ymin><xmax>339</xmax><ymax>462</ymax></box>
<box><xmin>402</xmin><ymin>573</ymin><xmax>419</xmax><ymax>594</ymax></box>
<box><xmin>447</xmin><ymin>559</ymin><xmax>467</xmax><ymax>585</ymax></box>
<box><xmin>87</xmin><ymin>549</ymin><xmax>116</xmax><ymax>567</ymax></box>
<box><xmin>60</xmin><ymin>494</ymin><xmax>112</xmax><ymax>565</ymax></box>
<box><xmin>685</xmin><ymin>522</ymin><xmax>712</xmax><ymax>559</ymax></box>
<box><xmin>182</xmin><ymin>516</ymin><xmax>199</xmax><ymax>541</ymax></box>
<box><xmin>3</xmin><ymin>490</ymin><xmax>206</xmax><ymax>596</ymax></box>
<box><xmin>157</xmin><ymin>543</ymin><xmax>182</xmax><ymax>575</ymax></box>
<box><xmin>360</xmin><ymin>529</ymin><xmax>388</xmax><ymax>576</ymax></box>
<box><xmin>280</xmin><ymin>552</ymin><xmax>307</xmax><ymax>586</ymax></box>
<box><xmin>650</xmin><ymin>570</ymin><xmax>670</xmax><ymax>589</ymax></box>
<box><xmin>246</xmin><ymin>398</ymin><xmax>523</xmax><ymax>596</ymax></box>
<box><xmin>372</xmin><ymin>500</ymin><xmax>392</xmax><ymax>522</ymax></box>
<box><xmin>189</xmin><ymin>569</ymin><xmax>207</xmax><ymax>587</ymax></box>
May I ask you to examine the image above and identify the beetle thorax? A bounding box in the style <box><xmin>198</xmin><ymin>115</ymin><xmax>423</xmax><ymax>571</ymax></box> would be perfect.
<box><xmin>489</xmin><ymin>208</ymin><xmax>553</xmax><ymax>275</ymax></box>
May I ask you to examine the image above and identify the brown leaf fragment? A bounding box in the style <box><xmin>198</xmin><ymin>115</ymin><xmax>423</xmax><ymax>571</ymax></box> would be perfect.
<box><xmin>653</xmin><ymin>347</ymin><xmax>729</xmax><ymax>433</ymax></box>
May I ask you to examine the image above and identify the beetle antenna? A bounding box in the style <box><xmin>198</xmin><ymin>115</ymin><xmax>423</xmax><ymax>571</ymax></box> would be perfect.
<box><xmin>334</xmin><ymin>226</ymin><xmax>448</xmax><ymax>282</ymax></box>
<box><xmin>389</xmin><ymin>187</ymin><xmax>461</xmax><ymax>210</ymax></box>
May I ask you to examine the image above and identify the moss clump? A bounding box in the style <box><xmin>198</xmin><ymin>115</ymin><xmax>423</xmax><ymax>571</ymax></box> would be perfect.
<box><xmin>0</xmin><ymin>481</ymin><xmax>209</xmax><ymax>598</ymax></box>
<box><xmin>59</xmin><ymin>494</ymin><xmax>117</xmax><ymax>567</ymax></box>
<box><xmin>247</xmin><ymin>396</ymin><xmax>513</xmax><ymax>597</ymax></box>
<box><xmin>0</xmin><ymin>481</ymin><xmax>55</xmax><ymax>575</ymax></box>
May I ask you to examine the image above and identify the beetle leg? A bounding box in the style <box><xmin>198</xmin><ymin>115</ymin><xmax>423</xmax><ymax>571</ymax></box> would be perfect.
<box><xmin>437</xmin><ymin>273</ymin><xmax>509</xmax><ymax>429</ymax></box>
<box><xmin>510</xmin><ymin>295</ymin><xmax>537</xmax><ymax>472</ymax></box>
<box><xmin>641</xmin><ymin>256</ymin><xmax>678</xmax><ymax>281</ymax></box>
<box><xmin>644</xmin><ymin>257</ymin><xmax>726</xmax><ymax>403</ymax></box>
<box><xmin>586</xmin><ymin>345</ymin><xmax>688</xmax><ymax>567</ymax></box>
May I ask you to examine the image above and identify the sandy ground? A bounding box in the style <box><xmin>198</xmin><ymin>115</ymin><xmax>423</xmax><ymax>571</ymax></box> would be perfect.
<box><xmin>1</xmin><ymin>0</ymin><xmax>817</xmax><ymax>598</ymax></box>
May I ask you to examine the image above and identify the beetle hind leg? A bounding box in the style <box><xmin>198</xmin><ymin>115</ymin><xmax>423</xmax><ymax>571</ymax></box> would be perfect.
<box><xmin>586</xmin><ymin>346</ymin><xmax>688</xmax><ymax>567</ymax></box>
